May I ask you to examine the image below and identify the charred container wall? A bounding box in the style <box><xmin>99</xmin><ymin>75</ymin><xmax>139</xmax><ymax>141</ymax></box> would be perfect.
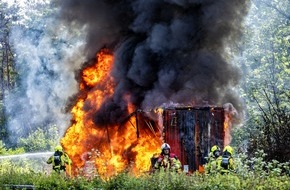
<box><xmin>162</xmin><ymin>107</ymin><xmax>225</xmax><ymax>173</ymax></box>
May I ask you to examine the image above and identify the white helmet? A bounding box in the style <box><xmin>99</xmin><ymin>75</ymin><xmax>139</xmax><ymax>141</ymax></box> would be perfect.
<box><xmin>161</xmin><ymin>143</ymin><xmax>170</xmax><ymax>150</ymax></box>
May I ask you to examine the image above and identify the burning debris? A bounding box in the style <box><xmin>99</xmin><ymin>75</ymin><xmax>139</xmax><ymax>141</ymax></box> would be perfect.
<box><xmin>58</xmin><ymin>0</ymin><xmax>249</xmax><ymax>177</ymax></box>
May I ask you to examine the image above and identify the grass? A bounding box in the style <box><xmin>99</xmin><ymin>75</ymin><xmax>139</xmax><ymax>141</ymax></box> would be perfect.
<box><xmin>0</xmin><ymin>167</ymin><xmax>289</xmax><ymax>189</ymax></box>
<box><xmin>0</xmin><ymin>151</ymin><xmax>289</xmax><ymax>189</ymax></box>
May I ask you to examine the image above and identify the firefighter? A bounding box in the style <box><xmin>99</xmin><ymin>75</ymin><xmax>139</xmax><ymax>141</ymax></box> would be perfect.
<box><xmin>205</xmin><ymin>145</ymin><xmax>221</xmax><ymax>174</ymax></box>
<box><xmin>47</xmin><ymin>145</ymin><xmax>72</xmax><ymax>175</ymax></box>
<box><xmin>153</xmin><ymin>143</ymin><xmax>182</xmax><ymax>173</ymax></box>
<box><xmin>217</xmin><ymin>145</ymin><xmax>235</xmax><ymax>174</ymax></box>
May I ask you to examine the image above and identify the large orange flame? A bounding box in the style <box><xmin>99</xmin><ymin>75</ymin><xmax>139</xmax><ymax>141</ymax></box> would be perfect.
<box><xmin>61</xmin><ymin>49</ymin><xmax>161</xmax><ymax>178</ymax></box>
<box><xmin>223</xmin><ymin>112</ymin><xmax>233</xmax><ymax>146</ymax></box>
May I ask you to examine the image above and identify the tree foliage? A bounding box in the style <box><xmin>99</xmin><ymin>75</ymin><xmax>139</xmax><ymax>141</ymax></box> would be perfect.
<box><xmin>0</xmin><ymin>1</ymin><xmax>18</xmax><ymax>140</ymax></box>
<box><xmin>248</xmin><ymin>86</ymin><xmax>290</xmax><ymax>162</ymax></box>
<box><xmin>237</xmin><ymin>0</ymin><xmax>290</xmax><ymax>162</ymax></box>
<box><xmin>19</xmin><ymin>125</ymin><xmax>61</xmax><ymax>152</ymax></box>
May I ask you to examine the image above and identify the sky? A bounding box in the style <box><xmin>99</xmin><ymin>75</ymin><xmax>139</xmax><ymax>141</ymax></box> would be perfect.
<box><xmin>3</xmin><ymin>0</ymin><xmax>49</xmax><ymax>7</ymax></box>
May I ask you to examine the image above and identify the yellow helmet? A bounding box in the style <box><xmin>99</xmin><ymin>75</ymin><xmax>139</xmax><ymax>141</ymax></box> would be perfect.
<box><xmin>211</xmin><ymin>145</ymin><xmax>220</xmax><ymax>153</ymax></box>
<box><xmin>55</xmin><ymin>145</ymin><xmax>63</xmax><ymax>152</ymax></box>
<box><xmin>223</xmin><ymin>145</ymin><xmax>233</xmax><ymax>155</ymax></box>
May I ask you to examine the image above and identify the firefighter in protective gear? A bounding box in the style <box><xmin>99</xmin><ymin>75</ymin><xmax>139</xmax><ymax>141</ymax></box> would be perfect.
<box><xmin>205</xmin><ymin>145</ymin><xmax>221</xmax><ymax>174</ymax></box>
<box><xmin>153</xmin><ymin>143</ymin><xmax>182</xmax><ymax>173</ymax></box>
<box><xmin>47</xmin><ymin>145</ymin><xmax>72</xmax><ymax>175</ymax></box>
<box><xmin>217</xmin><ymin>145</ymin><xmax>235</xmax><ymax>174</ymax></box>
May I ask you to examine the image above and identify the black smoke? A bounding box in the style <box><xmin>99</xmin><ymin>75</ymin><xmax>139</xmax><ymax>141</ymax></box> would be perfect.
<box><xmin>58</xmin><ymin>0</ymin><xmax>250</xmax><ymax>125</ymax></box>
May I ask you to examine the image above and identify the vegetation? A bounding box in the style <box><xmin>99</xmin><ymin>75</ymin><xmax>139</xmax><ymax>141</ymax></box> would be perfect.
<box><xmin>0</xmin><ymin>1</ymin><xmax>17</xmax><ymax>140</ymax></box>
<box><xmin>0</xmin><ymin>151</ymin><xmax>289</xmax><ymax>189</ymax></box>
<box><xmin>233</xmin><ymin>0</ymin><xmax>290</xmax><ymax>163</ymax></box>
<box><xmin>18</xmin><ymin>125</ymin><xmax>61</xmax><ymax>152</ymax></box>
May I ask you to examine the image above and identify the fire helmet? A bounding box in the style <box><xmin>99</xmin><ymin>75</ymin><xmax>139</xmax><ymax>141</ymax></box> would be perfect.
<box><xmin>211</xmin><ymin>145</ymin><xmax>221</xmax><ymax>158</ymax></box>
<box><xmin>210</xmin><ymin>145</ymin><xmax>220</xmax><ymax>153</ymax></box>
<box><xmin>55</xmin><ymin>145</ymin><xmax>63</xmax><ymax>152</ymax></box>
<box><xmin>161</xmin><ymin>143</ymin><xmax>170</xmax><ymax>150</ymax></box>
<box><xmin>223</xmin><ymin>145</ymin><xmax>233</xmax><ymax>155</ymax></box>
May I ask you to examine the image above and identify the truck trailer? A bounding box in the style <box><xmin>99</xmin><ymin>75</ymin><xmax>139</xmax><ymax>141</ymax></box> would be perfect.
<box><xmin>152</xmin><ymin>106</ymin><xmax>225</xmax><ymax>173</ymax></box>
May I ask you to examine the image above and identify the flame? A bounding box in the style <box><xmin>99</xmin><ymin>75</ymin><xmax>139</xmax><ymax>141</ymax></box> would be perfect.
<box><xmin>82</xmin><ymin>50</ymin><xmax>114</xmax><ymax>88</ymax></box>
<box><xmin>223</xmin><ymin>112</ymin><xmax>232</xmax><ymax>146</ymax></box>
<box><xmin>61</xmin><ymin>49</ymin><xmax>160</xmax><ymax>178</ymax></box>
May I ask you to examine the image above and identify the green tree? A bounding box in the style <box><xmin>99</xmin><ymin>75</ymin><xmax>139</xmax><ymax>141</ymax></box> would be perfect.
<box><xmin>237</xmin><ymin>0</ymin><xmax>290</xmax><ymax>162</ymax></box>
<box><xmin>0</xmin><ymin>2</ymin><xmax>19</xmax><ymax>140</ymax></box>
<box><xmin>19</xmin><ymin>125</ymin><xmax>61</xmax><ymax>152</ymax></box>
<box><xmin>19</xmin><ymin>128</ymin><xmax>47</xmax><ymax>152</ymax></box>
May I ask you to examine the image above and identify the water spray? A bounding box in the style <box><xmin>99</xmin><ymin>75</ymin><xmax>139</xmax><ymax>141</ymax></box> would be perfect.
<box><xmin>0</xmin><ymin>152</ymin><xmax>54</xmax><ymax>160</ymax></box>
<box><xmin>0</xmin><ymin>151</ymin><xmax>54</xmax><ymax>174</ymax></box>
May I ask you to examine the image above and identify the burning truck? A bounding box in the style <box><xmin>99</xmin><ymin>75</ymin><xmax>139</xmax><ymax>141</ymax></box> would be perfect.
<box><xmin>156</xmin><ymin>106</ymin><xmax>225</xmax><ymax>173</ymax></box>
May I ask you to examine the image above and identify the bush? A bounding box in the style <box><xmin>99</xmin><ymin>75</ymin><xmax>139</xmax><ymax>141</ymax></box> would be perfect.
<box><xmin>0</xmin><ymin>152</ymin><xmax>289</xmax><ymax>189</ymax></box>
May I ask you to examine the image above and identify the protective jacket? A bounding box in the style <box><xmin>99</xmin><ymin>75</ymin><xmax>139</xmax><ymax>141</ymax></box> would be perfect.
<box><xmin>47</xmin><ymin>150</ymin><xmax>72</xmax><ymax>173</ymax></box>
<box><xmin>154</xmin><ymin>153</ymin><xmax>182</xmax><ymax>172</ymax></box>
<box><xmin>205</xmin><ymin>145</ymin><xmax>221</xmax><ymax>174</ymax></box>
<box><xmin>205</xmin><ymin>152</ymin><xmax>219</xmax><ymax>174</ymax></box>
<box><xmin>216</xmin><ymin>151</ymin><xmax>235</xmax><ymax>174</ymax></box>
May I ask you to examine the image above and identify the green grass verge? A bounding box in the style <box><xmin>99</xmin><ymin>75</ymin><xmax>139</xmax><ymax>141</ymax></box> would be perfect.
<box><xmin>0</xmin><ymin>170</ymin><xmax>289</xmax><ymax>190</ymax></box>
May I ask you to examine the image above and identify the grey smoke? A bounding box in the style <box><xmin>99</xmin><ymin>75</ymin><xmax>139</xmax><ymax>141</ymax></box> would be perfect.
<box><xmin>58</xmin><ymin>0</ymin><xmax>250</xmax><ymax>126</ymax></box>
<box><xmin>5</xmin><ymin>2</ymin><xmax>87</xmax><ymax>143</ymax></box>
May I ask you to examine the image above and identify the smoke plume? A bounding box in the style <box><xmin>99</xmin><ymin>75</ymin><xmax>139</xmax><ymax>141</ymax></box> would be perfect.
<box><xmin>5</xmin><ymin>0</ymin><xmax>249</xmax><ymax>144</ymax></box>
<box><xmin>4</xmin><ymin>1</ymin><xmax>87</xmax><ymax>143</ymax></box>
<box><xmin>59</xmin><ymin>0</ymin><xmax>249</xmax><ymax>125</ymax></box>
